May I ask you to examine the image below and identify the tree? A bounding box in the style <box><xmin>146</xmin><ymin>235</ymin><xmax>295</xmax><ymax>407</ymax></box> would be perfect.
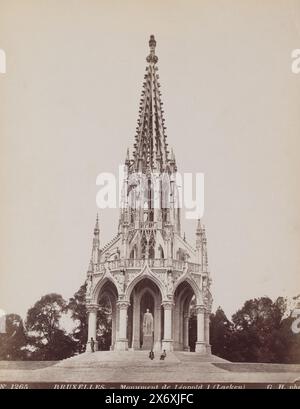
<box><xmin>68</xmin><ymin>284</ymin><xmax>113</xmax><ymax>352</ymax></box>
<box><xmin>67</xmin><ymin>284</ymin><xmax>88</xmax><ymax>353</ymax></box>
<box><xmin>96</xmin><ymin>300</ymin><xmax>112</xmax><ymax>351</ymax></box>
<box><xmin>0</xmin><ymin>314</ymin><xmax>26</xmax><ymax>360</ymax></box>
<box><xmin>26</xmin><ymin>293</ymin><xmax>76</xmax><ymax>360</ymax></box>
<box><xmin>230</xmin><ymin>297</ymin><xmax>287</xmax><ymax>362</ymax></box>
<box><xmin>210</xmin><ymin>307</ymin><xmax>234</xmax><ymax>360</ymax></box>
<box><xmin>31</xmin><ymin>328</ymin><xmax>77</xmax><ymax>361</ymax></box>
<box><xmin>207</xmin><ymin>297</ymin><xmax>300</xmax><ymax>364</ymax></box>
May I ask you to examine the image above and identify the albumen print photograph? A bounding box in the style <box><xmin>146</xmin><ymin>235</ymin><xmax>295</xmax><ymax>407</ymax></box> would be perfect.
<box><xmin>0</xmin><ymin>0</ymin><xmax>300</xmax><ymax>391</ymax></box>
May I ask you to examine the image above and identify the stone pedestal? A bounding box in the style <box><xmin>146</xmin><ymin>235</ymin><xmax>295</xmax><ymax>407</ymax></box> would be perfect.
<box><xmin>115</xmin><ymin>339</ymin><xmax>128</xmax><ymax>351</ymax></box>
<box><xmin>115</xmin><ymin>301</ymin><xmax>129</xmax><ymax>351</ymax></box>
<box><xmin>195</xmin><ymin>304</ymin><xmax>206</xmax><ymax>355</ymax></box>
<box><xmin>195</xmin><ymin>342</ymin><xmax>207</xmax><ymax>354</ymax></box>
<box><xmin>161</xmin><ymin>339</ymin><xmax>173</xmax><ymax>352</ymax></box>
<box><xmin>206</xmin><ymin>344</ymin><xmax>212</xmax><ymax>355</ymax></box>
<box><xmin>153</xmin><ymin>341</ymin><xmax>162</xmax><ymax>351</ymax></box>
<box><xmin>162</xmin><ymin>301</ymin><xmax>174</xmax><ymax>351</ymax></box>
<box><xmin>142</xmin><ymin>334</ymin><xmax>153</xmax><ymax>350</ymax></box>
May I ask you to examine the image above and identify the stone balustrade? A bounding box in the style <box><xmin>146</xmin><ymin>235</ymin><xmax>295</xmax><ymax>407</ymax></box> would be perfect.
<box><xmin>97</xmin><ymin>258</ymin><xmax>204</xmax><ymax>274</ymax></box>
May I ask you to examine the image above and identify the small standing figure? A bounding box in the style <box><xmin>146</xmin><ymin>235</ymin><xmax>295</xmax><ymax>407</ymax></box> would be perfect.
<box><xmin>160</xmin><ymin>350</ymin><xmax>167</xmax><ymax>360</ymax></box>
<box><xmin>90</xmin><ymin>337</ymin><xmax>95</xmax><ymax>353</ymax></box>
<box><xmin>149</xmin><ymin>350</ymin><xmax>154</xmax><ymax>360</ymax></box>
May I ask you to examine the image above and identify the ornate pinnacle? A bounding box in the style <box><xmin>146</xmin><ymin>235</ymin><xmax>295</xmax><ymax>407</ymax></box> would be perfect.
<box><xmin>196</xmin><ymin>218</ymin><xmax>202</xmax><ymax>234</ymax></box>
<box><xmin>125</xmin><ymin>148</ymin><xmax>130</xmax><ymax>165</ymax></box>
<box><xmin>87</xmin><ymin>257</ymin><xmax>94</xmax><ymax>274</ymax></box>
<box><xmin>146</xmin><ymin>35</ymin><xmax>158</xmax><ymax>64</ymax></box>
<box><xmin>149</xmin><ymin>34</ymin><xmax>156</xmax><ymax>49</ymax></box>
<box><xmin>94</xmin><ymin>213</ymin><xmax>99</xmax><ymax>235</ymax></box>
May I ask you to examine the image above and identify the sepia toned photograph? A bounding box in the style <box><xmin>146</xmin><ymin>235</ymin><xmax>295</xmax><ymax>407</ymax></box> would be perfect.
<box><xmin>0</xmin><ymin>0</ymin><xmax>300</xmax><ymax>392</ymax></box>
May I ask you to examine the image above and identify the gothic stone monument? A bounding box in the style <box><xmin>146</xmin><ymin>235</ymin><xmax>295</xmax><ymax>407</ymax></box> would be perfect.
<box><xmin>85</xmin><ymin>35</ymin><xmax>212</xmax><ymax>354</ymax></box>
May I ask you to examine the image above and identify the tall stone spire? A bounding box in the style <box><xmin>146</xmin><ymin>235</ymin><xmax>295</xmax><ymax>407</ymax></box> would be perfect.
<box><xmin>195</xmin><ymin>218</ymin><xmax>209</xmax><ymax>271</ymax></box>
<box><xmin>91</xmin><ymin>213</ymin><xmax>100</xmax><ymax>267</ymax></box>
<box><xmin>195</xmin><ymin>218</ymin><xmax>202</xmax><ymax>249</ymax></box>
<box><xmin>119</xmin><ymin>35</ymin><xmax>181</xmax><ymax>233</ymax></box>
<box><xmin>93</xmin><ymin>213</ymin><xmax>99</xmax><ymax>243</ymax></box>
<box><xmin>132</xmin><ymin>35</ymin><xmax>169</xmax><ymax>173</ymax></box>
<box><xmin>202</xmin><ymin>225</ymin><xmax>208</xmax><ymax>273</ymax></box>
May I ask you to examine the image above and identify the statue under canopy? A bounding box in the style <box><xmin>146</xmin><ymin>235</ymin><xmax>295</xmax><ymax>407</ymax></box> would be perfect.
<box><xmin>143</xmin><ymin>308</ymin><xmax>153</xmax><ymax>335</ymax></box>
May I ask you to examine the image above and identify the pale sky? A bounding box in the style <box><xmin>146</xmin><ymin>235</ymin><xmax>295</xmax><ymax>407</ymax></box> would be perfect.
<box><xmin>0</xmin><ymin>0</ymin><xmax>300</xmax><ymax>321</ymax></box>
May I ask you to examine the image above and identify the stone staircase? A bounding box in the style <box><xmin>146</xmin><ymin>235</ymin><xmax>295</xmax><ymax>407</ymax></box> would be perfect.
<box><xmin>55</xmin><ymin>350</ymin><xmax>180</xmax><ymax>368</ymax></box>
<box><xmin>55</xmin><ymin>350</ymin><xmax>228</xmax><ymax>369</ymax></box>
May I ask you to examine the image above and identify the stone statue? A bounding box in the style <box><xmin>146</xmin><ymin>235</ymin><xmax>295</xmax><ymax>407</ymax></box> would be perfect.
<box><xmin>86</xmin><ymin>275</ymin><xmax>93</xmax><ymax>297</ymax></box>
<box><xmin>143</xmin><ymin>308</ymin><xmax>153</xmax><ymax>335</ymax></box>
<box><xmin>115</xmin><ymin>271</ymin><xmax>125</xmax><ymax>293</ymax></box>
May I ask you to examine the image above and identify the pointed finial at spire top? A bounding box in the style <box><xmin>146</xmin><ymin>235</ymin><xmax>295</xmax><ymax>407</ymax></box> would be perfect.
<box><xmin>149</xmin><ymin>34</ymin><xmax>156</xmax><ymax>50</ymax></box>
<box><xmin>94</xmin><ymin>213</ymin><xmax>99</xmax><ymax>234</ymax></box>
<box><xmin>196</xmin><ymin>218</ymin><xmax>202</xmax><ymax>233</ymax></box>
<box><xmin>147</xmin><ymin>34</ymin><xmax>158</xmax><ymax>64</ymax></box>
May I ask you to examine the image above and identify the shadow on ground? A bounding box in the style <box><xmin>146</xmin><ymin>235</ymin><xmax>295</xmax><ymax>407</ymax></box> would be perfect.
<box><xmin>213</xmin><ymin>362</ymin><xmax>300</xmax><ymax>373</ymax></box>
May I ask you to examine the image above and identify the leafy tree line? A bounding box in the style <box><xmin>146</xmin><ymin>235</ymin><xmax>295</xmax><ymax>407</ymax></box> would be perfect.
<box><xmin>0</xmin><ymin>284</ymin><xmax>111</xmax><ymax>361</ymax></box>
<box><xmin>207</xmin><ymin>297</ymin><xmax>300</xmax><ymax>363</ymax></box>
<box><xmin>0</xmin><ymin>290</ymin><xmax>299</xmax><ymax>363</ymax></box>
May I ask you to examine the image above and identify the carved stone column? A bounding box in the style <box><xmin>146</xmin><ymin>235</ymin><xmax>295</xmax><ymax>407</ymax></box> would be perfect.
<box><xmin>161</xmin><ymin>301</ymin><xmax>174</xmax><ymax>351</ymax></box>
<box><xmin>86</xmin><ymin>303</ymin><xmax>99</xmax><ymax>352</ymax></box>
<box><xmin>183</xmin><ymin>313</ymin><xmax>190</xmax><ymax>351</ymax></box>
<box><xmin>115</xmin><ymin>301</ymin><xmax>130</xmax><ymax>351</ymax></box>
<box><xmin>132</xmin><ymin>291</ymin><xmax>140</xmax><ymax>350</ymax></box>
<box><xmin>110</xmin><ymin>302</ymin><xmax>116</xmax><ymax>350</ymax></box>
<box><xmin>195</xmin><ymin>304</ymin><xmax>206</xmax><ymax>354</ymax></box>
<box><xmin>173</xmin><ymin>303</ymin><xmax>180</xmax><ymax>349</ymax></box>
<box><xmin>204</xmin><ymin>310</ymin><xmax>211</xmax><ymax>354</ymax></box>
<box><xmin>153</xmin><ymin>304</ymin><xmax>162</xmax><ymax>351</ymax></box>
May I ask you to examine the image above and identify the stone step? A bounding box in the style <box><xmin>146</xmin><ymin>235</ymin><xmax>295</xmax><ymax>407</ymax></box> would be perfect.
<box><xmin>174</xmin><ymin>351</ymin><xmax>229</xmax><ymax>363</ymax></box>
<box><xmin>55</xmin><ymin>350</ymin><xmax>181</xmax><ymax>368</ymax></box>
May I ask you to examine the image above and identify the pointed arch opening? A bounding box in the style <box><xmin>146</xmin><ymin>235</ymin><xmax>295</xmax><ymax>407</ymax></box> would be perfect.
<box><xmin>173</xmin><ymin>281</ymin><xmax>197</xmax><ymax>351</ymax></box>
<box><xmin>96</xmin><ymin>280</ymin><xmax>118</xmax><ymax>351</ymax></box>
<box><xmin>130</xmin><ymin>244</ymin><xmax>137</xmax><ymax>259</ymax></box>
<box><xmin>128</xmin><ymin>278</ymin><xmax>163</xmax><ymax>350</ymax></box>
<box><xmin>158</xmin><ymin>245</ymin><xmax>164</xmax><ymax>259</ymax></box>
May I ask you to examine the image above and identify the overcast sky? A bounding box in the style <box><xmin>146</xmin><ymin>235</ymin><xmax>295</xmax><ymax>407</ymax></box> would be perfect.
<box><xmin>0</xmin><ymin>0</ymin><xmax>300</xmax><ymax>321</ymax></box>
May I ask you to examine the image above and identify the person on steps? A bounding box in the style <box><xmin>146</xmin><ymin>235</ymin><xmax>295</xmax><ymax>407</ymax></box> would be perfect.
<box><xmin>90</xmin><ymin>337</ymin><xmax>95</xmax><ymax>353</ymax></box>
